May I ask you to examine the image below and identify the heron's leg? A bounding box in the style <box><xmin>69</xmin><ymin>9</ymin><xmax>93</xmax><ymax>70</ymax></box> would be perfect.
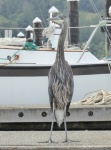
<box><xmin>38</xmin><ymin>103</ymin><xmax>55</xmax><ymax>143</ymax></box>
<box><xmin>64</xmin><ymin>105</ymin><xmax>68</xmax><ymax>141</ymax></box>
<box><xmin>49</xmin><ymin>102</ymin><xmax>55</xmax><ymax>143</ymax></box>
<box><xmin>63</xmin><ymin>105</ymin><xmax>73</xmax><ymax>142</ymax></box>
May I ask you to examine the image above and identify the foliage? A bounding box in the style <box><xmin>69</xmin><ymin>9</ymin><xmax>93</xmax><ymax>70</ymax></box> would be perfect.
<box><xmin>0</xmin><ymin>0</ymin><xmax>107</xmax><ymax>59</ymax></box>
<box><xmin>79</xmin><ymin>0</ymin><xmax>105</xmax><ymax>13</ymax></box>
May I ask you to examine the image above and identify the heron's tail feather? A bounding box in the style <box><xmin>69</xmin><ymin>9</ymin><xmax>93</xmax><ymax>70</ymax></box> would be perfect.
<box><xmin>55</xmin><ymin>109</ymin><xmax>64</xmax><ymax>127</ymax></box>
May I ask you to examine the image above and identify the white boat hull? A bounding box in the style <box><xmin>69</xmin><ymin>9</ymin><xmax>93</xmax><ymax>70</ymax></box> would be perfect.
<box><xmin>0</xmin><ymin>74</ymin><xmax>111</xmax><ymax>105</ymax></box>
<box><xmin>0</xmin><ymin>49</ymin><xmax>110</xmax><ymax>105</ymax></box>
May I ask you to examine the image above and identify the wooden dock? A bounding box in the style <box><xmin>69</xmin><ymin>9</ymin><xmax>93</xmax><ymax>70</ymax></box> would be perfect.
<box><xmin>0</xmin><ymin>105</ymin><xmax>111</xmax><ymax>149</ymax></box>
<box><xmin>0</xmin><ymin>105</ymin><xmax>111</xmax><ymax>131</ymax></box>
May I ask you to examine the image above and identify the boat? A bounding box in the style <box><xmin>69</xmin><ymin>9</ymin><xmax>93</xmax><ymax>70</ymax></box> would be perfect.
<box><xmin>0</xmin><ymin>1</ymin><xmax>111</xmax><ymax>131</ymax></box>
<box><xmin>0</xmin><ymin>1</ymin><xmax>110</xmax><ymax>107</ymax></box>
<box><xmin>0</xmin><ymin>23</ymin><xmax>110</xmax><ymax>106</ymax></box>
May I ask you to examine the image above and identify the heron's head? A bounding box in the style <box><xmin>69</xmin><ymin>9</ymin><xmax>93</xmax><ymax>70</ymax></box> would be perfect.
<box><xmin>48</xmin><ymin>14</ymin><xmax>66</xmax><ymax>26</ymax></box>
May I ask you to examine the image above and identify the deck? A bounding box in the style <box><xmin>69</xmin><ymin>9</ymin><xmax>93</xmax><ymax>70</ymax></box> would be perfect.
<box><xmin>0</xmin><ymin>130</ymin><xmax>111</xmax><ymax>149</ymax></box>
<box><xmin>0</xmin><ymin>45</ymin><xmax>87</xmax><ymax>52</ymax></box>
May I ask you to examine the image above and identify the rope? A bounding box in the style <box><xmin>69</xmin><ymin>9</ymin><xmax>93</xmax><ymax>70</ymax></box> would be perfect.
<box><xmin>0</xmin><ymin>25</ymin><xmax>97</xmax><ymax>30</ymax></box>
<box><xmin>0</xmin><ymin>25</ymin><xmax>98</xmax><ymax>30</ymax></box>
<box><xmin>0</xmin><ymin>27</ymin><xmax>45</xmax><ymax>29</ymax></box>
<box><xmin>0</xmin><ymin>50</ymin><xmax>20</xmax><ymax>61</ymax></box>
<box><xmin>77</xmin><ymin>0</ymin><xmax>111</xmax><ymax>63</ymax></box>
<box><xmin>0</xmin><ymin>48</ymin><xmax>39</xmax><ymax>66</ymax></box>
<box><xmin>0</xmin><ymin>47</ymin><xmax>39</xmax><ymax>66</ymax></box>
<box><xmin>0</xmin><ymin>55</ymin><xmax>18</xmax><ymax>66</ymax></box>
<box><xmin>73</xmin><ymin>90</ymin><xmax>111</xmax><ymax>105</ymax></box>
<box><xmin>90</xmin><ymin>0</ymin><xmax>111</xmax><ymax>43</ymax></box>
<box><xmin>68</xmin><ymin>25</ymin><xmax>96</xmax><ymax>29</ymax></box>
<box><xmin>11</xmin><ymin>50</ymin><xmax>21</xmax><ymax>58</ymax></box>
<box><xmin>36</xmin><ymin>0</ymin><xmax>47</xmax><ymax>27</ymax></box>
<box><xmin>90</xmin><ymin>0</ymin><xmax>102</xmax><ymax>20</ymax></box>
<box><xmin>0</xmin><ymin>49</ymin><xmax>21</xmax><ymax>66</ymax></box>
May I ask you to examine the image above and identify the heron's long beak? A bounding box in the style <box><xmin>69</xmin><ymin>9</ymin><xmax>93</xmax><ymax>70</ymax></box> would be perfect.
<box><xmin>47</xmin><ymin>16</ymin><xmax>62</xmax><ymax>25</ymax></box>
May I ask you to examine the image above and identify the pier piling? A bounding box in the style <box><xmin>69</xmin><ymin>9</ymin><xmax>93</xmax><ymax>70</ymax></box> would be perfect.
<box><xmin>25</xmin><ymin>25</ymin><xmax>33</xmax><ymax>41</ymax></box>
<box><xmin>67</xmin><ymin>0</ymin><xmax>79</xmax><ymax>46</ymax></box>
<box><xmin>33</xmin><ymin>17</ymin><xmax>42</xmax><ymax>46</ymax></box>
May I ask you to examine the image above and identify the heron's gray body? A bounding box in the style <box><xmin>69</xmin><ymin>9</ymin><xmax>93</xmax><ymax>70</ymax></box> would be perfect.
<box><xmin>48</xmin><ymin>16</ymin><xmax>74</xmax><ymax>127</ymax></box>
<box><xmin>48</xmin><ymin>59</ymin><xmax>74</xmax><ymax>126</ymax></box>
<box><xmin>49</xmin><ymin>60</ymin><xmax>73</xmax><ymax>108</ymax></box>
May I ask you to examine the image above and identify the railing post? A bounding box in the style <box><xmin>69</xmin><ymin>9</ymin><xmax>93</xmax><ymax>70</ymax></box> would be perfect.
<box><xmin>17</xmin><ymin>32</ymin><xmax>24</xmax><ymax>38</ymax></box>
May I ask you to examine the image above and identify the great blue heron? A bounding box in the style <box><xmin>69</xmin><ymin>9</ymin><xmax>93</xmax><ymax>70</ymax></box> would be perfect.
<box><xmin>48</xmin><ymin>14</ymin><xmax>74</xmax><ymax>143</ymax></box>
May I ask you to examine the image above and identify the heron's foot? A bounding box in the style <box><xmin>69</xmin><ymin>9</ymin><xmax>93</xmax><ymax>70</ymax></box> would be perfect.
<box><xmin>63</xmin><ymin>138</ymin><xmax>79</xmax><ymax>143</ymax></box>
<box><xmin>38</xmin><ymin>139</ymin><xmax>56</xmax><ymax>143</ymax></box>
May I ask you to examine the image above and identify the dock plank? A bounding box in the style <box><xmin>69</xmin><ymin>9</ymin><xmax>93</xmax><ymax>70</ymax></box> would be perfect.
<box><xmin>0</xmin><ymin>131</ymin><xmax>111</xmax><ymax>149</ymax></box>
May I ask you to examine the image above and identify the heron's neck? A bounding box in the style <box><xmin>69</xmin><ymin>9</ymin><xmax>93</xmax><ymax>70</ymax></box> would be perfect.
<box><xmin>56</xmin><ymin>21</ymin><xmax>67</xmax><ymax>62</ymax></box>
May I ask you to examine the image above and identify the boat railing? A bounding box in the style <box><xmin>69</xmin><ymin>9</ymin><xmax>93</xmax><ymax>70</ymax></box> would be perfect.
<box><xmin>0</xmin><ymin>19</ymin><xmax>110</xmax><ymax>54</ymax></box>
<box><xmin>77</xmin><ymin>20</ymin><xmax>111</xmax><ymax>63</ymax></box>
<box><xmin>0</xmin><ymin>25</ymin><xmax>97</xmax><ymax>49</ymax></box>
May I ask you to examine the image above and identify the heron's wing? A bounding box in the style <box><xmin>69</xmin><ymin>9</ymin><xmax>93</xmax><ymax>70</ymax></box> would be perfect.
<box><xmin>66</xmin><ymin>76</ymin><xmax>74</xmax><ymax>113</ymax></box>
<box><xmin>69</xmin><ymin>76</ymin><xmax>74</xmax><ymax>101</ymax></box>
<box><xmin>65</xmin><ymin>61</ymin><xmax>74</xmax><ymax>102</ymax></box>
<box><xmin>48</xmin><ymin>73</ymin><xmax>54</xmax><ymax>112</ymax></box>
<box><xmin>65</xmin><ymin>62</ymin><xmax>74</xmax><ymax>112</ymax></box>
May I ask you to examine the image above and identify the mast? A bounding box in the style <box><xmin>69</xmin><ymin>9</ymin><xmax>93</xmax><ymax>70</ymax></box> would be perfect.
<box><xmin>67</xmin><ymin>0</ymin><xmax>79</xmax><ymax>46</ymax></box>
